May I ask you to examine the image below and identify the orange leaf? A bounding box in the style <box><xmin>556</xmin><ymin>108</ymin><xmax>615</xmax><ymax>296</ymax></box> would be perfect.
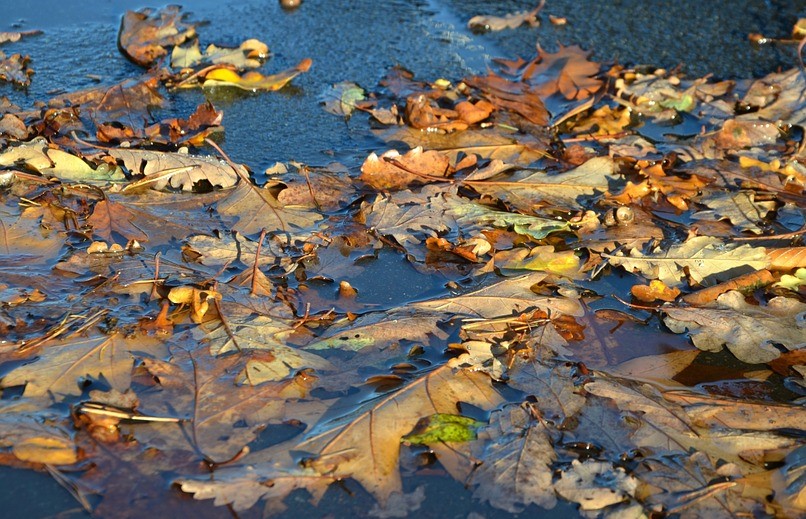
<box><xmin>631</xmin><ymin>280</ymin><xmax>680</xmax><ymax>303</ymax></box>
<box><xmin>766</xmin><ymin>247</ymin><xmax>806</xmax><ymax>270</ymax></box>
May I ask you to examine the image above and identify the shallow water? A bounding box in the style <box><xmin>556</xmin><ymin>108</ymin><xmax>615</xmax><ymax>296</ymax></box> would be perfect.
<box><xmin>1</xmin><ymin>0</ymin><xmax>804</xmax><ymax>516</ymax></box>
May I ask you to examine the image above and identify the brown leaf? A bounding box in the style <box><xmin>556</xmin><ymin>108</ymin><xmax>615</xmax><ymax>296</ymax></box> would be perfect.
<box><xmin>198</xmin><ymin>59</ymin><xmax>312</xmax><ymax>91</ymax></box>
<box><xmin>298</xmin><ymin>366</ymin><xmax>503</xmax><ymax>504</ymax></box>
<box><xmin>111</xmin><ymin>148</ymin><xmax>241</xmax><ymax>192</ymax></box>
<box><xmin>526</xmin><ymin>45</ymin><xmax>602</xmax><ymax>100</ymax></box>
<box><xmin>217</xmin><ymin>177</ymin><xmax>323</xmax><ymax>234</ymax></box>
<box><xmin>118</xmin><ymin>6</ymin><xmax>197</xmax><ymax>68</ymax></box>
<box><xmin>0</xmin><ymin>51</ymin><xmax>33</xmax><ymax>87</ymax></box>
<box><xmin>87</xmin><ymin>199</ymin><xmax>150</xmax><ymax>243</ymax></box>
<box><xmin>360</xmin><ymin>147</ymin><xmax>452</xmax><ymax>190</ymax></box>
<box><xmin>464</xmin><ymin>72</ymin><xmax>549</xmax><ymax>126</ymax></box>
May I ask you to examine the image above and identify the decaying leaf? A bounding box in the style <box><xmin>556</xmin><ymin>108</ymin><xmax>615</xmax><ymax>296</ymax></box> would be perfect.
<box><xmin>663</xmin><ymin>290</ymin><xmax>806</xmax><ymax>363</ymax></box>
<box><xmin>171</xmin><ymin>38</ymin><xmax>269</xmax><ymax>69</ymax></box>
<box><xmin>467</xmin><ymin>155</ymin><xmax>618</xmax><ymax>210</ymax></box>
<box><xmin>111</xmin><ymin>147</ymin><xmax>241</xmax><ymax>192</ymax></box>
<box><xmin>199</xmin><ymin>58</ymin><xmax>312</xmax><ymax>92</ymax></box>
<box><xmin>118</xmin><ymin>6</ymin><xmax>197</xmax><ymax>67</ymax></box>
<box><xmin>1</xmin><ymin>333</ymin><xmax>167</xmax><ymax>398</ymax></box>
<box><xmin>298</xmin><ymin>366</ymin><xmax>503</xmax><ymax>504</ymax></box>
<box><xmin>604</xmin><ymin>236</ymin><xmax>769</xmax><ymax>287</ymax></box>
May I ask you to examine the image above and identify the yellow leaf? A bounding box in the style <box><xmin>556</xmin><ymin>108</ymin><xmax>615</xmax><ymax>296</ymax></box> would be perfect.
<box><xmin>13</xmin><ymin>436</ymin><xmax>78</xmax><ymax>465</ymax></box>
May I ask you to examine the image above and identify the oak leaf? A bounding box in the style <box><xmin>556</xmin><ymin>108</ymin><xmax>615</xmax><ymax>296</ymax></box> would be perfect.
<box><xmin>412</xmin><ymin>271</ymin><xmax>584</xmax><ymax>318</ymax></box>
<box><xmin>526</xmin><ymin>45</ymin><xmax>602</xmax><ymax>100</ymax></box>
<box><xmin>663</xmin><ymin>290</ymin><xmax>806</xmax><ymax>363</ymax></box>
<box><xmin>469</xmin><ymin>404</ymin><xmax>557</xmax><ymax>512</ymax></box>
<box><xmin>217</xmin><ymin>178</ymin><xmax>323</xmax><ymax>234</ymax></box>
<box><xmin>0</xmin><ymin>333</ymin><xmax>168</xmax><ymax>398</ymax></box>
<box><xmin>111</xmin><ymin>148</ymin><xmax>241</xmax><ymax>192</ymax></box>
<box><xmin>467</xmin><ymin>155</ymin><xmax>618</xmax><ymax>210</ymax></box>
<box><xmin>604</xmin><ymin>236</ymin><xmax>769</xmax><ymax>287</ymax></box>
<box><xmin>297</xmin><ymin>366</ymin><xmax>503</xmax><ymax>504</ymax></box>
<box><xmin>118</xmin><ymin>6</ymin><xmax>196</xmax><ymax>67</ymax></box>
<box><xmin>692</xmin><ymin>190</ymin><xmax>776</xmax><ymax>234</ymax></box>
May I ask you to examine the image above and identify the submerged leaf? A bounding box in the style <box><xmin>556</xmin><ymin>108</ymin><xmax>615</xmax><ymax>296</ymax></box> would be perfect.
<box><xmin>402</xmin><ymin>413</ymin><xmax>484</xmax><ymax>444</ymax></box>
<box><xmin>298</xmin><ymin>366</ymin><xmax>503</xmax><ymax>504</ymax></box>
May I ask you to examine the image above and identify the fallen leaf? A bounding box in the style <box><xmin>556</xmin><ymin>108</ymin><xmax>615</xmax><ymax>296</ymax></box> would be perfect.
<box><xmin>298</xmin><ymin>366</ymin><xmax>503</xmax><ymax>505</ymax></box>
<box><xmin>526</xmin><ymin>45</ymin><xmax>603</xmax><ymax>100</ymax></box>
<box><xmin>217</xmin><ymin>176</ymin><xmax>323</xmax><ymax>234</ymax></box>
<box><xmin>663</xmin><ymin>290</ymin><xmax>806</xmax><ymax>363</ymax></box>
<box><xmin>468</xmin><ymin>2</ymin><xmax>543</xmax><ymax>33</ymax></box>
<box><xmin>360</xmin><ymin>147</ymin><xmax>452</xmax><ymax>191</ymax></box>
<box><xmin>118</xmin><ymin>6</ymin><xmax>196</xmax><ymax>67</ymax></box>
<box><xmin>200</xmin><ymin>58</ymin><xmax>312</xmax><ymax>92</ymax></box>
<box><xmin>467</xmin><ymin>155</ymin><xmax>618</xmax><ymax>210</ymax></box>
<box><xmin>604</xmin><ymin>236</ymin><xmax>769</xmax><ymax>288</ymax></box>
<box><xmin>111</xmin><ymin>147</ymin><xmax>241</xmax><ymax>192</ymax></box>
<box><xmin>171</xmin><ymin>38</ymin><xmax>268</xmax><ymax>69</ymax></box>
<box><xmin>469</xmin><ymin>403</ymin><xmax>557</xmax><ymax>512</ymax></box>
<box><xmin>320</xmin><ymin>81</ymin><xmax>366</xmax><ymax>119</ymax></box>
<box><xmin>692</xmin><ymin>190</ymin><xmax>776</xmax><ymax>234</ymax></box>
<box><xmin>631</xmin><ymin>279</ymin><xmax>681</xmax><ymax>302</ymax></box>
<box><xmin>13</xmin><ymin>436</ymin><xmax>78</xmax><ymax>465</ymax></box>
<box><xmin>1</xmin><ymin>333</ymin><xmax>168</xmax><ymax>398</ymax></box>
<box><xmin>412</xmin><ymin>271</ymin><xmax>584</xmax><ymax>318</ymax></box>
<box><xmin>555</xmin><ymin>459</ymin><xmax>636</xmax><ymax>510</ymax></box>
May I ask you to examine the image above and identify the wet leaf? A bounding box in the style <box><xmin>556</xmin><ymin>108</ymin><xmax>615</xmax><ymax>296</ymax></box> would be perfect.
<box><xmin>663</xmin><ymin>290</ymin><xmax>806</xmax><ymax>363</ymax></box>
<box><xmin>171</xmin><ymin>38</ymin><xmax>269</xmax><ymax>69</ymax></box>
<box><xmin>604</xmin><ymin>236</ymin><xmax>769</xmax><ymax>288</ymax></box>
<box><xmin>468</xmin><ymin>3</ymin><xmax>543</xmax><ymax>33</ymax></box>
<box><xmin>470</xmin><ymin>404</ymin><xmax>557</xmax><ymax>512</ymax></box>
<box><xmin>111</xmin><ymin>148</ymin><xmax>241</xmax><ymax>192</ymax></box>
<box><xmin>298</xmin><ymin>366</ymin><xmax>503</xmax><ymax>504</ymax></box>
<box><xmin>554</xmin><ymin>459</ymin><xmax>636</xmax><ymax>510</ymax></box>
<box><xmin>320</xmin><ymin>81</ymin><xmax>365</xmax><ymax>119</ymax></box>
<box><xmin>467</xmin><ymin>155</ymin><xmax>618</xmax><ymax>210</ymax></box>
<box><xmin>217</xmin><ymin>176</ymin><xmax>323</xmax><ymax>234</ymax></box>
<box><xmin>1</xmin><ymin>333</ymin><xmax>168</xmax><ymax>398</ymax></box>
<box><xmin>200</xmin><ymin>58</ymin><xmax>312</xmax><ymax>91</ymax></box>
<box><xmin>0</xmin><ymin>138</ymin><xmax>124</xmax><ymax>182</ymax></box>
<box><xmin>692</xmin><ymin>190</ymin><xmax>777</xmax><ymax>234</ymax></box>
<box><xmin>402</xmin><ymin>413</ymin><xmax>483</xmax><ymax>444</ymax></box>
<box><xmin>631</xmin><ymin>279</ymin><xmax>681</xmax><ymax>303</ymax></box>
<box><xmin>87</xmin><ymin>199</ymin><xmax>150</xmax><ymax>243</ymax></box>
<box><xmin>118</xmin><ymin>6</ymin><xmax>197</xmax><ymax>67</ymax></box>
<box><xmin>526</xmin><ymin>45</ymin><xmax>603</xmax><ymax>100</ymax></box>
<box><xmin>360</xmin><ymin>147</ymin><xmax>452</xmax><ymax>191</ymax></box>
<box><xmin>13</xmin><ymin>436</ymin><xmax>78</xmax><ymax>465</ymax></box>
<box><xmin>0</xmin><ymin>51</ymin><xmax>33</xmax><ymax>87</ymax></box>
<box><xmin>178</xmin><ymin>467</ymin><xmax>334</xmax><ymax>513</ymax></box>
<box><xmin>413</xmin><ymin>271</ymin><xmax>584</xmax><ymax>318</ymax></box>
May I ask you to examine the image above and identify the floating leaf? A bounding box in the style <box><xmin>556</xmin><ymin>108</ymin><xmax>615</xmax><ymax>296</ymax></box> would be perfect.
<box><xmin>298</xmin><ymin>366</ymin><xmax>503</xmax><ymax>504</ymax></box>
<box><xmin>111</xmin><ymin>148</ymin><xmax>241</xmax><ymax>192</ymax></box>
<box><xmin>201</xmin><ymin>58</ymin><xmax>312</xmax><ymax>91</ymax></box>
<box><xmin>320</xmin><ymin>81</ymin><xmax>365</xmax><ymax>119</ymax></box>
<box><xmin>467</xmin><ymin>156</ymin><xmax>618</xmax><ymax>210</ymax></box>
<box><xmin>604</xmin><ymin>236</ymin><xmax>769</xmax><ymax>287</ymax></box>
<box><xmin>663</xmin><ymin>290</ymin><xmax>806</xmax><ymax>363</ymax></box>
<box><xmin>118</xmin><ymin>6</ymin><xmax>196</xmax><ymax>67</ymax></box>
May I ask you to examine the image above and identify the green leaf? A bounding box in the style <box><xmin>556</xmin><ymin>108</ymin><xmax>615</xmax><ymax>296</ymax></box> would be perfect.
<box><xmin>402</xmin><ymin>413</ymin><xmax>484</xmax><ymax>445</ymax></box>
